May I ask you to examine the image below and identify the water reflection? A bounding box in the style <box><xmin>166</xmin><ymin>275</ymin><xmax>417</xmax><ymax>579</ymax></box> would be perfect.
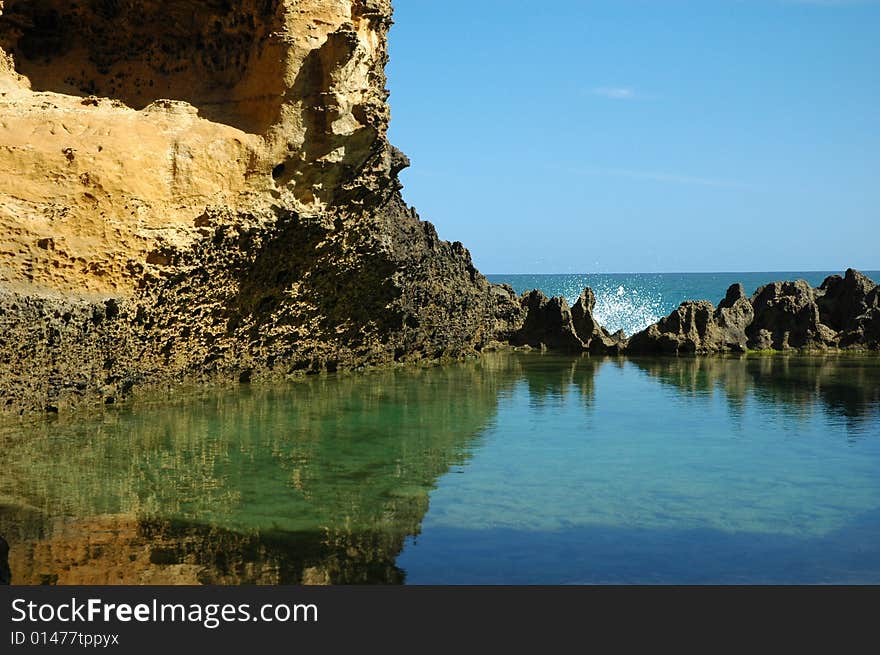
<box><xmin>631</xmin><ymin>356</ymin><xmax>880</xmax><ymax>431</ymax></box>
<box><xmin>1</xmin><ymin>353</ymin><xmax>879</xmax><ymax>585</ymax></box>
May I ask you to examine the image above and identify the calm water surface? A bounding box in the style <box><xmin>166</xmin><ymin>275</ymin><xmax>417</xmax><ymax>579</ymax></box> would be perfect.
<box><xmin>1</xmin><ymin>353</ymin><xmax>879</xmax><ymax>584</ymax></box>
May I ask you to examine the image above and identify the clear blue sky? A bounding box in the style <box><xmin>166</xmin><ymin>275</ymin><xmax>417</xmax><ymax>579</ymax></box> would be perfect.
<box><xmin>386</xmin><ymin>0</ymin><xmax>879</xmax><ymax>274</ymax></box>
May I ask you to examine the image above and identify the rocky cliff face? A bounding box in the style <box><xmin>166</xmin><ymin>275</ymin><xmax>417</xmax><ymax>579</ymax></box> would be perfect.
<box><xmin>0</xmin><ymin>0</ymin><xmax>400</xmax><ymax>294</ymax></box>
<box><xmin>0</xmin><ymin>1</ymin><xmax>512</xmax><ymax>414</ymax></box>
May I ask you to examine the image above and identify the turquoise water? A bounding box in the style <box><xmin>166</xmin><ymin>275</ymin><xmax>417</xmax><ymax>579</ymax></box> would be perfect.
<box><xmin>399</xmin><ymin>355</ymin><xmax>880</xmax><ymax>584</ymax></box>
<box><xmin>488</xmin><ymin>271</ymin><xmax>880</xmax><ymax>335</ymax></box>
<box><xmin>1</xmin><ymin>352</ymin><xmax>879</xmax><ymax>585</ymax></box>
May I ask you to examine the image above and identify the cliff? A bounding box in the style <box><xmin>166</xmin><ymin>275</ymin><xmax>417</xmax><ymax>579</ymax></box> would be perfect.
<box><xmin>0</xmin><ymin>1</ymin><xmax>520</xmax><ymax>413</ymax></box>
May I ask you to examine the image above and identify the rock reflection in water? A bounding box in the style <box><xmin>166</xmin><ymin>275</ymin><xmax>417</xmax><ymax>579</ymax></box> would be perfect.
<box><xmin>1</xmin><ymin>353</ymin><xmax>879</xmax><ymax>585</ymax></box>
<box><xmin>631</xmin><ymin>355</ymin><xmax>880</xmax><ymax>427</ymax></box>
<box><xmin>0</xmin><ymin>357</ymin><xmax>518</xmax><ymax>584</ymax></box>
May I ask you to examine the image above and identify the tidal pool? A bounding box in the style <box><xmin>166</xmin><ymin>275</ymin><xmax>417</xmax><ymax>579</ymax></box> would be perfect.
<box><xmin>1</xmin><ymin>353</ymin><xmax>879</xmax><ymax>584</ymax></box>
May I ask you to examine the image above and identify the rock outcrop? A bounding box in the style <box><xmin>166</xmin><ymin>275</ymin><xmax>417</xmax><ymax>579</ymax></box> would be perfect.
<box><xmin>510</xmin><ymin>290</ymin><xmax>583</xmax><ymax>352</ymax></box>
<box><xmin>0</xmin><ymin>1</ymin><xmax>517</xmax><ymax>414</ymax></box>
<box><xmin>517</xmin><ymin>270</ymin><xmax>879</xmax><ymax>356</ymax></box>
<box><xmin>571</xmin><ymin>288</ymin><xmax>626</xmax><ymax>354</ymax></box>
<box><xmin>818</xmin><ymin>269</ymin><xmax>880</xmax><ymax>349</ymax></box>
<box><xmin>746</xmin><ymin>280</ymin><xmax>838</xmax><ymax>351</ymax></box>
<box><xmin>509</xmin><ymin>287</ymin><xmax>625</xmax><ymax>354</ymax></box>
<box><xmin>627</xmin><ymin>284</ymin><xmax>754</xmax><ymax>355</ymax></box>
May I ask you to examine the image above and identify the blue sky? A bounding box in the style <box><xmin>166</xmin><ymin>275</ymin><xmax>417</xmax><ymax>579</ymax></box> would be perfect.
<box><xmin>386</xmin><ymin>0</ymin><xmax>879</xmax><ymax>273</ymax></box>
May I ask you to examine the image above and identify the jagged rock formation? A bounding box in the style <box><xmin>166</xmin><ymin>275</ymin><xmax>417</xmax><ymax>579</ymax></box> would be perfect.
<box><xmin>509</xmin><ymin>288</ymin><xmax>624</xmax><ymax>354</ymax></box>
<box><xmin>0</xmin><ymin>1</ymin><xmax>515</xmax><ymax>414</ymax></box>
<box><xmin>818</xmin><ymin>269</ymin><xmax>880</xmax><ymax>348</ymax></box>
<box><xmin>623</xmin><ymin>270</ymin><xmax>878</xmax><ymax>355</ymax></box>
<box><xmin>571</xmin><ymin>288</ymin><xmax>627</xmax><ymax>354</ymax></box>
<box><xmin>510</xmin><ymin>270</ymin><xmax>878</xmax><ymax>357</ymax></box>
<box><xmin>509</xmin><ymin>290</ymin><xmax>583</xmax><ymax>352</ymax></box>
<box><xmin>746</xmin><ymin>280</ymin><xmax>837</xmax><ymax>351</ymax></box>
<box><xmin>627</xmin><ymin>284</ymin><xmax>754</xmax><ymax>355</ymax></box>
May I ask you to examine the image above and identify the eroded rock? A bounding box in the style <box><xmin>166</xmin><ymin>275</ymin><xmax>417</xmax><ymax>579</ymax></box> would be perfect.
<box><xmin>0</xmin><ymin>2</ymin><xmax>514</xmax><ymax>414</ymax></box>
<box><xmin>0</xmin><ymin>0</ymin><xmax>398</xmax><ymax>294</ymax></box>
<box><xmin>510</xmin><ymin>290</ymin><xmax>584</xmax><ymax>351</ymax></box>
<box><xmin>571</xmin><ymin>288</ymin><xmax>626</xmax><ymax>354</ymax></box>
<box><xmin>627</xmin><ymin>284</ymin><xmax>753</xmax><ymax>355</ymax></box>
<box><xmin>817</xmin><ymin>269</ymin><xmax>877</xmax><ymax>333</ymax></box>
<box><xmin>747</xmin><ymin>280</ymin><xmax>838</xmax><ymax>350</ymax></box>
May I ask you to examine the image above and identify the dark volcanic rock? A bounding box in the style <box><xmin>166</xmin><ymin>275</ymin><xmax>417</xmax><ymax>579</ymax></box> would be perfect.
<box><xmin>571</xmin><ymin>288</ymin><xmax>626</xmax><ymax>354</ymax></box>
<box><xmin>510</xmin><ymin>290</ymin><xmax>585</xmax><ymax>351</ymax></box>
<box><xmin>747</xmin><ymin>280</ymin><xmax>838</xmax><ymax>350</ymax></box>
<box><xmin>0</xmin><ymin>535</ymin><xmax>9</xmax><ymax>585</ymax></box>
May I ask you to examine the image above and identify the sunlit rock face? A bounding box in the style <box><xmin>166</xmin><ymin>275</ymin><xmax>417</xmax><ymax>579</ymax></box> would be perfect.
<box><xmin>0</xmin><ymin>1</ymin><xmax>515</xmax><ymax>414</ymax></box>
<box><xmin>0</xmin><ymin>0</ymin><xmax>394</xmax><ymax>294</ymax></box>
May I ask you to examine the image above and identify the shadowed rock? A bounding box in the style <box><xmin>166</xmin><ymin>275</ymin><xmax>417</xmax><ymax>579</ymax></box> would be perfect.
<box><xmin>628</xmin><ymin>300</ymin><xmax>718</xmax><ymax>354</ymax></box>
<box><xmin>488</xmin><ymin>284</ymin><xmax>528</xmax><ymax>346</ymax></box>
<box><xmin>840</xmin><ymin>285</ymin><xmax>880</xmax><ymax>349</ymax></box>
<box><xmin>510</xmin><ymin>290</ymin><xmax>584</xmax><ymax>351</ymax></box>
<box><xmin>571</xmin><ymin>288</ymin><xmax>627</xmax><ymax>354</ymax></box>
<box><xmin>817</xmin><ymin>269</ymin><xmax>876</xmax><ymax>332</ymax></box>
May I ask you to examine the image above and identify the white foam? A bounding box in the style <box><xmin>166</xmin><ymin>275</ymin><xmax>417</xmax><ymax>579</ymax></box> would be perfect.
<box><xmin>565</xmin><ymin>280</ymin><xmax>663</xmax><ymax>337</ymax></box>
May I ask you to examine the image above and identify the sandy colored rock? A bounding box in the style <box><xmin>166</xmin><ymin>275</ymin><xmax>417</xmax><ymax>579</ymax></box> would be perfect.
<box><xmin>0</xmin><ymin>1</ymin><xmax>523</xmax><ymax>415</ymax></box>
<box><xmin>0</xmin><ymin>0</ymin><xmax>395</xmax><ymax>294</ymax></box>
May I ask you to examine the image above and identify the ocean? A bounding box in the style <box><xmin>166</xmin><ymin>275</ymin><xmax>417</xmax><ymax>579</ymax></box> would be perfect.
<box><xmin>488</xmin><ymin>271</ymin><xmax>880</xmax><ymax>336</ymax></box>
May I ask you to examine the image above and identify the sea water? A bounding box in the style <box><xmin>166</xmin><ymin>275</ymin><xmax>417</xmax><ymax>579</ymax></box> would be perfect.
<box><xmin>0</xmin><ymin>273</ymin><xmax>879</xmax><ymax>585</ymax></box>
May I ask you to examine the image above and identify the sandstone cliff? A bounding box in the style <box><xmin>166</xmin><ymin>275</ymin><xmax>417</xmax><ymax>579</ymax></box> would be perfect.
<box><xmin>0</xmin><ymin>1</ymin><xmax>516</xmax><ymax>413</ymax></box>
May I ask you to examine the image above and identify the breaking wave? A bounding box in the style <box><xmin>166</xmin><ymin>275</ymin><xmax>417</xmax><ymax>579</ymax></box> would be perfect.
<box><xmin>578</xmin><ymin>282</ymin><xmax>664</xmax><ymax>337</ymax></box>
